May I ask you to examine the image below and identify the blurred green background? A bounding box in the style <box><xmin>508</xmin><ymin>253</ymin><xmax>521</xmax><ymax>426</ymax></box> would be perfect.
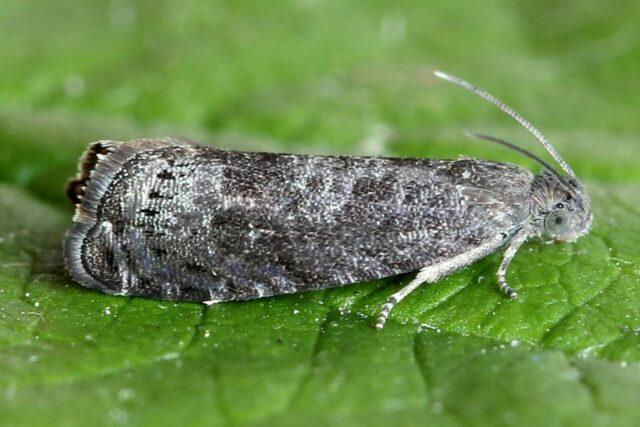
<box><xmin>1</xmin><ymin>1</ymin><xmax>640</xmax><ymax>426</ymax></box>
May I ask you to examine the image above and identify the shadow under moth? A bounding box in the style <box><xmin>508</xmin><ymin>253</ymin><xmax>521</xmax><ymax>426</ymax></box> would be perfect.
<box><xmin>64</xmin><ymin>71</ymin><xmax>592</xmax><ymax>329</ymax></box>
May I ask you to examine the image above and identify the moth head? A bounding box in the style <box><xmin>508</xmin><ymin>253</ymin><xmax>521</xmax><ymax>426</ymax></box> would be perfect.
<box><xmin>434</xmin><ymin>71</ymin><xmax>593</xmax><ymax>244</ymax></box>
<box><xmin>532</xmin><ymin>172</ymin><xmax>592</xmax><ymax>242</ymax></box>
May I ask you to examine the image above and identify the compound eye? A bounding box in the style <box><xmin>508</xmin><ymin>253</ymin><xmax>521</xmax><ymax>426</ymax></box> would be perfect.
<box><xmin>545</xmin><ymin>210</ymin><xmax>571</xmax><ymax>235</ymax></box>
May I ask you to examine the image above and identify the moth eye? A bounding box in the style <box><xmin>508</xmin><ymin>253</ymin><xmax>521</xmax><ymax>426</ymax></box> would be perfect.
<box><xmin>545</xmin><ymin>210</ymin><xmax>571</xmax><ymax>235</ymax></box>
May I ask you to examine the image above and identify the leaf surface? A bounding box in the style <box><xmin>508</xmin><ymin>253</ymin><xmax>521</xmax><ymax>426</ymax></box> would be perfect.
<box><xmin>1</xmin><ymin>1</ymin><xmax>640</xmax><ymax>426</ymax></box>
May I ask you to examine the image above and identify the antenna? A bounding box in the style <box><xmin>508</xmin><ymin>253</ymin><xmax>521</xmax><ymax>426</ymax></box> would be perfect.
<box><xmin>434</xmin><ymin>70</ymin><xmax>576</xmax><ymax>179</ymax></box>
<box><xmin>464</xmin><ymin>131</ymin><xmax>574</xmax><ymax>192</ymax></box>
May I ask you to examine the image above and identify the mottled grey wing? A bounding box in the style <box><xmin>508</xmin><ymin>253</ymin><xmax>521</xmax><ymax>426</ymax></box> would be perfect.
<box><xmin>65</xmin><ymin>139</ymin><xmax>534</xmax><ymax>302</ymax></box>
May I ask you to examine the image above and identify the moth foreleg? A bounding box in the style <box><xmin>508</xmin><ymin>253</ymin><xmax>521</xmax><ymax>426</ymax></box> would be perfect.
<box><xmin>496</xmin><ymin>226</ymin><xmax>530</xmax><ymax>299</ymax></box>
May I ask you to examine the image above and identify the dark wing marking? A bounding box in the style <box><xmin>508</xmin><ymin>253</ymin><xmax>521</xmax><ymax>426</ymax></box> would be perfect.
<box><xmin>77</xmin><ymin>140</ymin><xmax>534</xmax><ymax>301</ymax></box>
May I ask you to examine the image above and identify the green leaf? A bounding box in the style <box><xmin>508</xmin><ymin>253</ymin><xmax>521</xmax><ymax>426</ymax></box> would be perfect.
<box><xmin>1</xmin><ymin>1</ymin><xmax>640</xmax><ymax>426</ymax></box>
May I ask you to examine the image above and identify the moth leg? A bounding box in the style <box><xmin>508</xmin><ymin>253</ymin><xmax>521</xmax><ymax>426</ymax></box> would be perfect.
<box><xmin>496</xmin><ymin>227</ymin><xmax>530</xmax><ymax>299</ymax></box>
<box><xmin>375</xmin><ymin>275</ymin><xmax>427</xmax><ymax>330</ymax></box>
<box><xmin>375</xmin><ymin>235</ymin><xmax>508</xmax><ymax>330</ymax></box>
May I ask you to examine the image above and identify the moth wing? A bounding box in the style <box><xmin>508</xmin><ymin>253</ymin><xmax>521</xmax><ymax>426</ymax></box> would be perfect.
<box><xmin>69</xmin><ymin>141</ymin><xmax>534</xmax><ymax>302</ymax></box>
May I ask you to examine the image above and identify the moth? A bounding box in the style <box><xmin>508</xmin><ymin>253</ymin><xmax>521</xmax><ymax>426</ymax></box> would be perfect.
<box><xmin>64</xmin><ymin>71</ymin><xmax>592</xmax><ymax>329</ymax></box>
